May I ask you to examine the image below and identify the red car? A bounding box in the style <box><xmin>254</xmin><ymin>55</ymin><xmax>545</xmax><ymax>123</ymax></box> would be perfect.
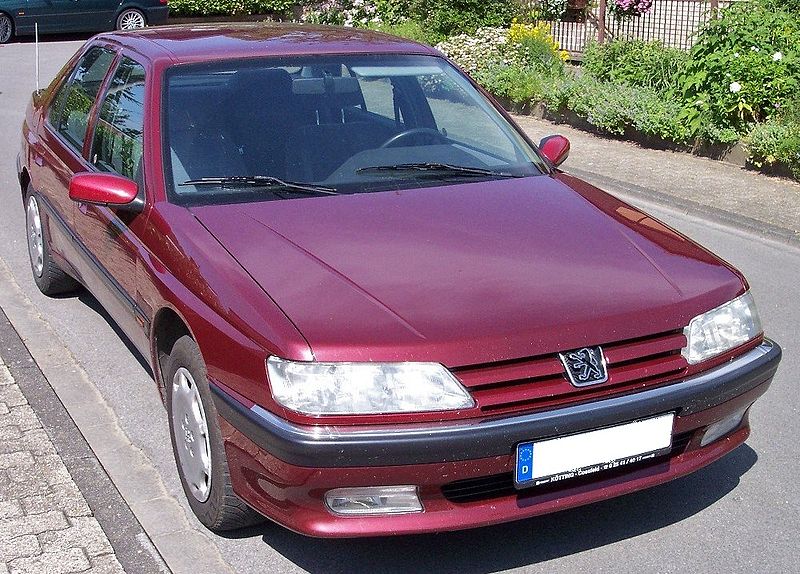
<box><xmin>18</xmin><ymin>24</ymin><xmax>781</xmax><ymax>538</ymax></box>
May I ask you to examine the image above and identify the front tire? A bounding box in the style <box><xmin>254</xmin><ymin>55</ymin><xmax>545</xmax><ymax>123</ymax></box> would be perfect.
<box><xmin>25</xmin><ymin>189</ymin><xmax>79</xmax><ymax>296</ymax></box>
<box><xmin>0</xmin><ymin>13</ymin><xmax>13</xmax><ymax>44</ymax></box>
<box><xmin>165</xmin><ymin>335</ymin><xmax>262</xmax><ymax>531</ymax></box>
<box><xmin>116</xmin><ymin>8</ymin><xmax>146</xmax><ymax>31</ymax></box>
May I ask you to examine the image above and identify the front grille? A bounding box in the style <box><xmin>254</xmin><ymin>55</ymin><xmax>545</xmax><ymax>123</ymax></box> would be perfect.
<box><xmin>441</xmin><ymin>432</ymin><xmax>694</xmax><ymax>503</ymax></box>
<box><xmin>452</xmin><ymin>330</ymin><xmax>688</xmax><ymax>416</ymax></box>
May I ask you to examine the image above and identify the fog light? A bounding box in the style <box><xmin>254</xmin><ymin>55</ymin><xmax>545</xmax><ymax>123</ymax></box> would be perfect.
<box><xmin>701</xmin><ymin>407</ymin><xmax>748</xmax><ymax>447</ymax></box>
<box><xmin>324</xmin><ymin>486</ymin><xmax>423</xmax><ymax>516</ymax></box>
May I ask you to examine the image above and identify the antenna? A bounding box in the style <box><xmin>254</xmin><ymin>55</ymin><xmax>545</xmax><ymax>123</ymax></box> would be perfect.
<box><xmin>35</xmin><ymin>22</ymin><xmax>40</xmax><ymax>93</ymax></box>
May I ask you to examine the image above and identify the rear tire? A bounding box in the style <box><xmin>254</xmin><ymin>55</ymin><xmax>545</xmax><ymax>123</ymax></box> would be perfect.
<box><xmin>116</xmin><ymin>8</ymin><xmax>146</xmax><ymax>31</ymax></box>
<box><xmin>0</xmin><ymin>13</ymin><xmax>13</xmax><ymax>44</ymax></box>
<box><xmin>165</xmin><ymin>335</ymin><xmax>263</xmax><ymax>531</ymax></box>
<box><xmin>25</xmin><ymin>188</ymin><xmax>79</xmax><ymax>296</ymax></box>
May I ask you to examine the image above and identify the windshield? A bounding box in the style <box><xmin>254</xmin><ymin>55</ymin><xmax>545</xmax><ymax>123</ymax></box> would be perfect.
<box><xmin>162</xmin><ymin>54</ymin><xmax>547</xmax><ymax>205</ymax></box>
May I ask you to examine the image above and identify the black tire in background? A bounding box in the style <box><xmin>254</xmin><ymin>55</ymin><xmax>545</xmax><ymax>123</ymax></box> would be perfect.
<box><xmin>165</xmin><ymin>335</ymin><xmax>263</xmax><ymax>531</ymax></box>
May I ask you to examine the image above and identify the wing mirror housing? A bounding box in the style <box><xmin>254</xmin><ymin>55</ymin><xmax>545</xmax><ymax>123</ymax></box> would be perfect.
<box><xmin>69</xmin><ymin>172</ymin><xmax>144</xmax><ymax>213</ymax></box>
<box><xmin>538</xmin><ymin>135</ymin><xmax>570</xmax><ymax>168</ymax></box>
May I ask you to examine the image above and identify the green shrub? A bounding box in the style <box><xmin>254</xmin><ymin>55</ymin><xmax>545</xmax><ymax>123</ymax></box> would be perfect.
<box><xmin>168</xmin><ymin>0</ymin><xmax>294</xmax><ymax>17</ymax></box>
<box><xmin>421</xmin><ymin>0</ymin><xmax>518</xmax><ymax>39</ymax></box>
<box><xmin>582</xmin><ymin>39</ymin><xmax>688</xmax><ymax>94</ymax></box>
<box><xmin>678</xmin><ymin>0</ymin><xmax>800</xmax><ymax>139</ymax></box>
<box><xmin>745</xmin><ymin>99</ymin><xmax>800</xmax><ymax>177</ymax></box>
<box><xmin>557</xmin><ymin>75</ymin><xmax>690</xmax><ymax>141</ymax></box>
<box><xmin>368</xmin><ymin>20</ymin><xmax>433</xmax><ymax>45</ymax></box>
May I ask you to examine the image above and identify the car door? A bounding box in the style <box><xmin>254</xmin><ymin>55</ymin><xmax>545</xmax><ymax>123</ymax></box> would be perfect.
<box><xmin>75</xmin><ymin>54</ymin><xmax>151</xmax><ymax>354</ymax></box>
<box><xmin>32</xmin><ymin>45</ymin><xmax>116</xmax><ymax>267</ymax></box>
<box><xmin>17</xmin><ymin>0</ymin><xmax>86</xmax><ymax>33</ymax></box>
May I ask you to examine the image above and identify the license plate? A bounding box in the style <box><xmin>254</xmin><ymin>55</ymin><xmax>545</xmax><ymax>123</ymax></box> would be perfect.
<box><xmin>514</xmin><ymin>413</ymin><xmax>674</xmax><ymax>488</ymax></box>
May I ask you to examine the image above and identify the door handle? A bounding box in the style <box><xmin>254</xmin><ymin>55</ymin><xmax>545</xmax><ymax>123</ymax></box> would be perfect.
<box><xmin>34</xmin><ymin>154</ymin><xmax>45</xmax><ymax>167</ymax></box>
<box><xmin>78</xmin><ymin>202</ymin><xmax>89</xmax><ymax>215</ymax></box>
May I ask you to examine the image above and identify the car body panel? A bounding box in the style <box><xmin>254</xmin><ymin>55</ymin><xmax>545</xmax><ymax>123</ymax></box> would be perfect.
<box><xmin>192</xmin><ymin>174</ymin><xmax>744</xmax><ymax>366</ymax></box>
<box><xmin>16</xmin><ymin>24</ymin><xmax>781</xmax><ymax>538</ymax></box>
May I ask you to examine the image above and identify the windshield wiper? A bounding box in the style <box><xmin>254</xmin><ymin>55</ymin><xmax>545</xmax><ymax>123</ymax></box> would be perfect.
<box><xmin>356</xmin><ymin>162</ymin><xmax>523</xmax><ymax>178</ymax></box>
<box><xmin>180</xmin><ymin>176</ymin><xmax>338</xmax><ymax>195</ymax></box>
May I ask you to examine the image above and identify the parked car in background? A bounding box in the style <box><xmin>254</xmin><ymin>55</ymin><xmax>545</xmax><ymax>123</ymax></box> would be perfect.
<box><xmin>17</xmin><ymin>24</ymin><xmax>781</xmax><ymax>537</ymax></box>
<box><xmin>0</xmin><ymin>0</ymin><xmax>168</xmax><ymax>44</ymax></box>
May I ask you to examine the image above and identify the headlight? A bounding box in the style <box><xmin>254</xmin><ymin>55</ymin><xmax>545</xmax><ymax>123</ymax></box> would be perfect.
<box><xmin>682</xmin><ymin>291</ymin><xmax>762</xmax><ymax>364</ymax></box>
<box><xmin>266</xmin><ymin>357</ymin><xmax>474</xmax><ymax>415</ymax></box>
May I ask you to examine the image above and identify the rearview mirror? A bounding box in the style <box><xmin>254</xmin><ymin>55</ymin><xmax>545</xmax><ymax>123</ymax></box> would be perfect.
<box><xmin>538</xmin><ymin>135</ymin><xmax>570</xmax><ymax>168</ymax></box>
<box><xmin>69</xmin><ymin>173</ymin><xmax>143</xmax><ymax>213</ymax></box>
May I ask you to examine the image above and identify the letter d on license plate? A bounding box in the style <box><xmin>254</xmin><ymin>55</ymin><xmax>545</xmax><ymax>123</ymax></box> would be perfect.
<box><xmin>514</xmin><ymin>413</ymin><xmax>674</xmax><ymax>488</ymax></box>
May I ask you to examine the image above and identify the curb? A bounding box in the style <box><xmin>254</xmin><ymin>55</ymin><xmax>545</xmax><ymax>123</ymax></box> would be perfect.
<box><xmin>0</xmin><ymin>258</ymin><xmax>236</xmax><ymax>574</ymax></box>
<box><xmin>0</xmin><ymin>308</ymin><xmax>170</xmax><ymax>574</ymax></box>
<box><xmin>565</xmin><ymin>166</ymin><xmax>800</xmax><ymax>249</ymax></box>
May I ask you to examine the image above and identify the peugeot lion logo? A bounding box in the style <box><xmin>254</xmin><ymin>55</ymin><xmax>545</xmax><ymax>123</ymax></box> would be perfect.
<box><xmin>559</xmin><ymin>346</ymin><xmax>608</xmax><ymax>387</ymax></box>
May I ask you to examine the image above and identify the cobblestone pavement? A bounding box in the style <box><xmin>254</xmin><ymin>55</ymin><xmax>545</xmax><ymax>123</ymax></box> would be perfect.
<box><xmin>0</xmin><ymin>358</ymin><xmax>124</xmax><ymax>574</ymax></box>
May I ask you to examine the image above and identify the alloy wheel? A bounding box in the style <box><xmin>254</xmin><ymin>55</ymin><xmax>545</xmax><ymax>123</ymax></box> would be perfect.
<box><xmin>118</xmin><ymin>9</ymin><xmax>145</xmax><ymax>30</ymax></box>
<box><xmin>0</xmin><ymin>14</ymin><xmax>12</xmax><ymax>44</ymax></box>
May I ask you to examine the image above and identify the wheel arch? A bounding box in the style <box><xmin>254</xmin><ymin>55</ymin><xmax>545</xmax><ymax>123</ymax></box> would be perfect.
<box><xmin>19</xmin><ymin>167</ymin><xmax>31</xmax><ymax>204</ymax></box>
<box><xmin>150</xmin><ymin>305</ymin><xmax>197</xmax><ymax>403</ymax></box>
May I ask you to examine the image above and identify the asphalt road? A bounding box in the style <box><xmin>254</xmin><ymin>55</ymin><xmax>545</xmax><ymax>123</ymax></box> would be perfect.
<box><xmin>1</xmin><ymin>39</ymin><xmax>798</xmax><ymax>574</ymax></box>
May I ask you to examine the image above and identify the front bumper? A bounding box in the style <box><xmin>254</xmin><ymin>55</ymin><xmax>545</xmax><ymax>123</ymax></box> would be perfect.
<box><xmin>211</xmin><ymin>339</ymin><xmax>780</xmax><ymax>536</ymax></box>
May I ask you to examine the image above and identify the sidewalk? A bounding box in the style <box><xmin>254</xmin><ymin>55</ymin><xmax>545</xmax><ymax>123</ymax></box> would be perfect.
<box><xmin>0</xmin><ymin>357</ymin><xmax>124</xmax><ymax>574</ymax></box>
<box><xmin>514</xmin><ymin>114</ymin><xmax>800</xmax><ymax>244</ymax></box>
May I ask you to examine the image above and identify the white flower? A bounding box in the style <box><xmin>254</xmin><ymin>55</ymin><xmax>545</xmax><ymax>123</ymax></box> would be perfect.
<box><xmin>733</xmin><ymin>52</ymin><xmax>740</xmax><ymax>58</ymax></box>
<box><xmin>751</xmin><ymin>46</ymin><xmax>760</xmax><ymax>52</ymax></box>
<box><xmin>729</xmin><ymin>82</ymin><xmax>742</xmax><ymax>93</ymax></box>
<box><xmin>773</xmin><ymin>52</ymin><xmax>783</xmax><ymax>61</ymax></box>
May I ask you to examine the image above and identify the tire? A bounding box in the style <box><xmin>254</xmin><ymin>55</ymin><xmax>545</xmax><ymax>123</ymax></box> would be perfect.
<box><xmin>0</xmin><ymin>13</ymin><xmax>13</xmax><ymax>44</ymax></box>
<box><xmin>165</xmin><ymin>335</ymin><xmax>263</xmax><ymax>531</ymax></box>
<box><xmin>116</xmin><ymin>8</ymin><xmax>146</xmax><ymax>31</ymax></box>
<box><xmin>25</xmin><ymin>189</ymin><xmax>79</xmax><ymax>296</ymax></box>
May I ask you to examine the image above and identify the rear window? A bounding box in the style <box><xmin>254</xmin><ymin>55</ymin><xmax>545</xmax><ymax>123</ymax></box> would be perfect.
<box><xmin>163</xmin><ymin>55</ymin><xmax>545</xmax><ymax>206</ymax></box>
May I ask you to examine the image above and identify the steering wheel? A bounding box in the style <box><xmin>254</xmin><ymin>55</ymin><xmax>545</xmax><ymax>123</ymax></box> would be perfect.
<box><xmin>380</xmin><ymin>128</ymin><xmax>449</xmax><ymax>148</ymax></box>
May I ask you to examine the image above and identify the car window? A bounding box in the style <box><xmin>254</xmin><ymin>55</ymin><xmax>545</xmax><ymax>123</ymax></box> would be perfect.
<box><xmin>50</xmin><ymin>47</ymin><xmax>116</xmax><ymax>152</ymax></box>
<box><xmin>164</xmin><ymin>55</ymin><xmax>547</xmax><ymax>206</ymax></box>
<box><xmin>91</xmin><ymin>58</ymin><xmax>146</xmax><ymax>180</ymax></box>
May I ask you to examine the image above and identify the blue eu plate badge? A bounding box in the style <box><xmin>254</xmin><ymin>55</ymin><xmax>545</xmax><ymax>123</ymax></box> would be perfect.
<box><xmin>516</xmin><ymin>443</ymin><xmax>534</xmax><ymax>483</ymax></box>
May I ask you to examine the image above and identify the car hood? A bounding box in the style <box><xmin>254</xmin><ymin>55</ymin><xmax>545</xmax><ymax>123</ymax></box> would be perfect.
<box><xmin>190</xmin><ymin>174</ymin><xmax>744</xmax><ymax>366</ymax></box>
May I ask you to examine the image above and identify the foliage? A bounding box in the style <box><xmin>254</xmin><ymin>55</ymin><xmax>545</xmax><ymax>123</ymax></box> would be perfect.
<box><xmin>554</xmin><ymin>75</ymin><xmax>690</xmax><ymax>141</ymax></box>
<box><xmin>678</xmin><ymin>0</ymin><xmax>800</xmax><ymax>138</ymax></box>
<box><xmin>582</xmin><ymin>39</ymin><xmax>688</xmax><ymax>94</ymax></box>
<box><xmin>300</xmin><ymin>0</ymin><xmax>381</xmax><ymax>26</ymax></box>
<box><xmin>745</xmin><ymin>100</ymin><xmax>800</xmax><ymax>177</ymax></box>
<box><xmin>368</xmin><ymin>20</ymin><xmax>433</xmax><ymax>44</ymax></box>
<box><xmin>436</xmin><ymin>24</ymin><xmax>567</xmax><ymax>76</ymax></box>
<box><xmin>420</xmin><ymin>0</ymin><xmax>518</xmax><ymax>39</ymax></box>
<box><xmin>168</xmin><ymin>0</ymin><xmax>294</xmax><ymax>17</ymax></box>
<box><xmin>435</xmin><ymin>28</ymin><xmax>510</xmax><ymax>75</ymax></box>
<box><xmin>608</xmin><ymin>0</ymin><xmax>653</xmax><ymax>18</ymax></box>
<box><xmin>532</xmin><ymin>0</ymin><xmax>568</xmax><ymax>21</ymax></box>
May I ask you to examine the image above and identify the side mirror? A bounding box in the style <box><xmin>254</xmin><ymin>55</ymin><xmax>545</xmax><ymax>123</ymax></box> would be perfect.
<box><xmin>538</xmin><ymin>135</ymin><xmax>570</xmax><ymax>168</ymax></box>
<box><xmin>69</xmin><ymin>172</ymin><xmax>143</xmax><ymax>213</ymax></box>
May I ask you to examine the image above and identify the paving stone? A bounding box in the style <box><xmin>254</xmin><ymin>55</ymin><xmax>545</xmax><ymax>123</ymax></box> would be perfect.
<box><xmin>20</xmin><ymin>483</ymin><xmax>92</xmax><ymax>518</ymax></box>
<box><xmin>0</xmin><ymin>534</ymin><xmax>42</xmax><ymax>562</ymax></box>
<box><xmin>0</xmin><ymin>471</ymin><xmax>50</xmax><ymax>502</ymax></box>
<box><xmin>39</xmin><ymin>517</ymin><xmax>114</xmax><ymax>558</ymax></box>
<box><xmin>0</xmin><ymin>402</ymin><xmax>8</xmax><ymax>415</ymax></box>
<box><xmin>7</xmin><ymin>547</ymin><xmax>91</xmax><ymax>574</ymax></box>
<box><xmin>0</xmin><ymin>510</ymin><xmax>69</xmax><ymax>542</ymax></box>
<box><xmin>88</xmin><ymin>554</ymin><xmax>125</xmax><ymax>574</ymax></box>
<box><xmin>0</xmin><ymin>561</ymin><xmax>9</xmax><ymax>574</ymax></box>
<box><xmin>0</xmin><ymin>405</ymin><xmax>39</xmax><ymax>432</ymax></box>
<box><xmin>0</xmin><ymin>425</ymin><xmax>22</xmax><ymax>442</ymax></box>
<box><xmin>0</xmin><ymin>364</ymin><xmax>11</xmax><ymax>385</ymax></box>
<box><xmin>33</xmin><ymin>454</ymin><xmax>74</xmax><ymax>487</ymax></box>
<box><xmin>0</xmin><ymin>499</ymin><xmax>23</xmax><ymax>519</ymax></box>
<box><xmin>0</xmin><ymin>451</ymin><xmax>35</xmax><ymax>470</ymax></box>
<box><xmin>0</xmin><ymin>386</ymin><xmax>26</xmax><ymax>408</ymax></box>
